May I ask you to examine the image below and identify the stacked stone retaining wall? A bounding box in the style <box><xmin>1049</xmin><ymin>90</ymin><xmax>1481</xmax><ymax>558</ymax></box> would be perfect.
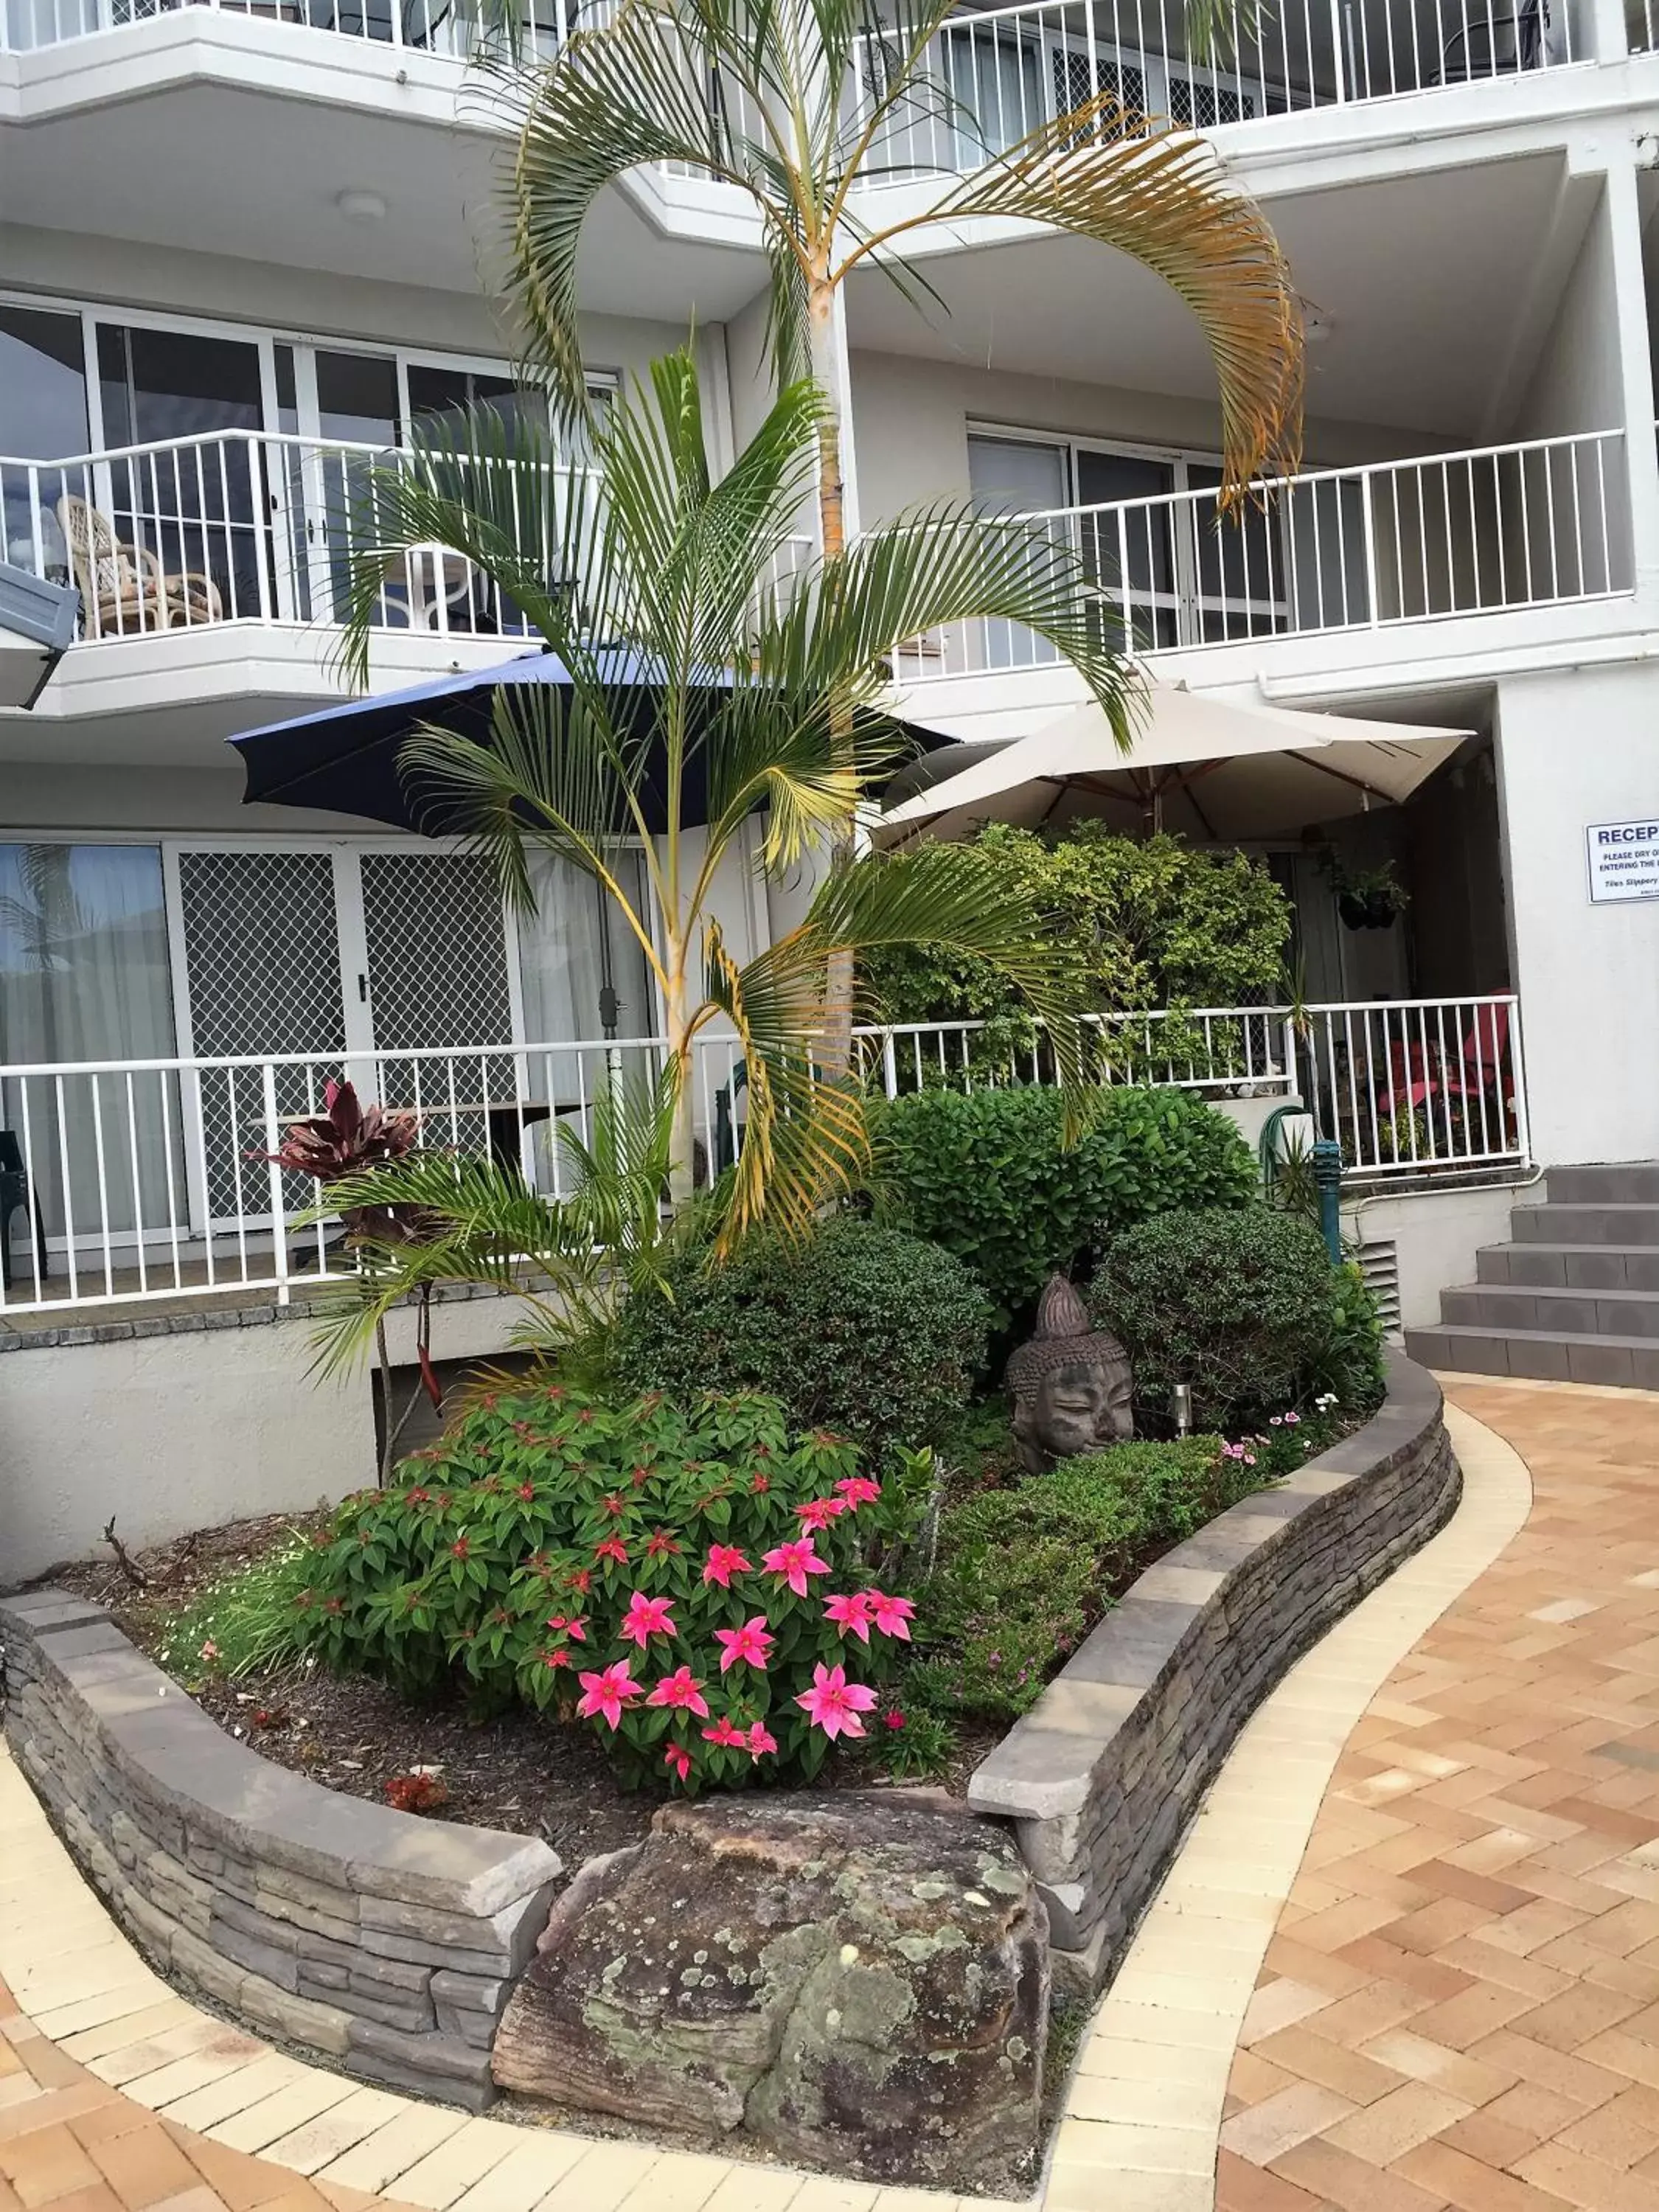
<box><xmin>0</xmin><ymin>1590</ymin><xmax>560</xmax><ymax>2110</ymax></box>
<box><xmin>968</xmin><ymin>1352</ymin><xmax>1458</xmax><ymax>1992</ymax></box>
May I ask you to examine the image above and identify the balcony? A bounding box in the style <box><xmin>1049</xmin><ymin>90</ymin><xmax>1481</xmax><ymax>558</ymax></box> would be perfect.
<box><xmin>0</xmin><ymin>997</ymin><xmax>1528</xmax><ymax>1321</ymax></box>
<box><xmin>0</xmin><ymin>429</ymin><xmax>813</xmax><ymax>713</ymax></box>
<box><xmin>891</xmin><ymin>428</ymin><xmax>1632</xmax><ymax>684</ymax></box>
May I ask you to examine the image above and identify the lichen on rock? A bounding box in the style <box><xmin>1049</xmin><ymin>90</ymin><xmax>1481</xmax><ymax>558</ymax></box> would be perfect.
<box><xmin>490</xmin><ymin>1793</ymin><xmax>1049</xmax><ymax>2190</ymax></box>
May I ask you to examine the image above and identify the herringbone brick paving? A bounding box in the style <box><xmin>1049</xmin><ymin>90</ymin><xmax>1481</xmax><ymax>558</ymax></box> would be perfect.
<box><xmin>1220</xmin><ymin>1378</ymin><xmax>1659</xmax><ymax>2212</ymax></box>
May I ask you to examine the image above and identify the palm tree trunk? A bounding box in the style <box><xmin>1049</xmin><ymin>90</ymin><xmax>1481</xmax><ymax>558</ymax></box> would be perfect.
<box><xmin>664</xmin><ymin>965</ymin><xmax>698</xmax><ymax>1209</ymax></box>
<box><xmin>808</xmin><ymin>271</ymin><xmax>856</xmax><ymax>1078</ymax></box>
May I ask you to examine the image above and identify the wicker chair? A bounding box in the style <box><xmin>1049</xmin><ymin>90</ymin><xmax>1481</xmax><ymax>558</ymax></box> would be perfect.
<box><xmin>57</xmin><ymin>495</ymin><xmax>224</xmax><ymax>639</ymax></box>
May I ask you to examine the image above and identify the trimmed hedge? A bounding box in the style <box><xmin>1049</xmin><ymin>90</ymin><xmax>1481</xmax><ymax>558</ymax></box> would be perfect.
<box><xmin>1093</xmin><ymin>1205</ymin><xmax>1383</xmax><ymax>1432</ymax></box>
<box><xmin>613</xmin><ymin>1215</ymin><xmax>990</xmax><ymax>1455</ymax></box>
<box><xmin>871</xmin><ymin>1084</ymin><xmax>1257</xmax><ymax>1327</ymax></box>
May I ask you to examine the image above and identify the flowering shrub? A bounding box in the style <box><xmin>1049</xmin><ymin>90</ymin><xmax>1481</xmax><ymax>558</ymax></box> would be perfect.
<box><xmin>290</xmin><ymin>1384</ymin><xmax>929</xmax><ymax>1793</ymax></box>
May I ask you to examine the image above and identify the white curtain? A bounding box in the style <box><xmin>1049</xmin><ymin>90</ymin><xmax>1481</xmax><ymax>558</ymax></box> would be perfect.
<box><xmin>0</xmin><ymin>844</ymin><xmax>181</xmax><ymax>1253</ymax></box>
<box><xmin>514</xmin><ymin>847</ymin><xmax>655</xmax><ymax>1188</ymax></box>
<box><xmin>967</xmin><ymin>434</ymin><xmax>1071</xmax><ymax>670</ymax></box>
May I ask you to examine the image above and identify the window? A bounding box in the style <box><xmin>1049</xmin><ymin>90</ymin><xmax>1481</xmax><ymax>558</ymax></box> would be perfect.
<box><xmin>0</xmin><ymin>307</ymin><xmax>89</xmax><ymax>588</ymax></box>
<box><xmin>967</xmin><ymin>427</ymin><xmax>1290</xmax><ymax>652</ymax></box>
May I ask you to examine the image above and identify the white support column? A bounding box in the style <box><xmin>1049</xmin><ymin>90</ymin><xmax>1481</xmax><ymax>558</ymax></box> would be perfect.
<box><xmin>1590</xmin><ymin>146</ymin><xmax>1659</xmax><ymax>591</ymax></box>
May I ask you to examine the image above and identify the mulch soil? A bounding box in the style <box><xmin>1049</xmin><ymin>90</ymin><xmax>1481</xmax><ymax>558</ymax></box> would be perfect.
<box><xmin>53</xmin><ymin>1516</ymin><xmax>1001</xmax><ymax>1868</ymax></box>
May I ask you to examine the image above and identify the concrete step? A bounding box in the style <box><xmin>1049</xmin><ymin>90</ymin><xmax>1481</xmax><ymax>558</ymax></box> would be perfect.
<box><xmin>1511</xmin><ymin>1203</ymin><xmax>1659</xmax><ymax>1248</ymax></box>
<box><xmin>1478</xmin><ymin>1243</ymin><xmax>1659</xmax><ymax>1292</ymax></box>
<box><xmin>1547</xmin><ymin>1163</ymin><xmax>1659</xmax><ymax>1205</ymax></box>
<box><xmin>1441</xmin><ymin>1282</ymin><xmax>1659</xmax><ymax>1340</ymax></box>
<box><xmin>1404</xmin><ymin>1322</ymin><xmax>1659</xmax><ymax>1389</ymax></box>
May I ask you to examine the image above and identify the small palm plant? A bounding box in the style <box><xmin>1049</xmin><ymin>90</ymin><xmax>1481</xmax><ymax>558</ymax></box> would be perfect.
<box><xmin>504</xmin><ymin>0</ymin><xmax>1304</xmax><ymax>543</ymax></box>
<box><xmin>337</xmin><ymin>344</ymin><xmax>1133</xmax><ymax>1260</ymax></box>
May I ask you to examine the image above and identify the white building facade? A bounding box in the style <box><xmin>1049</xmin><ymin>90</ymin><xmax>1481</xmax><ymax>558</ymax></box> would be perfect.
<box><xmin>2</xmin><ymin>0</ymin><xmax>1657</xmax><ymax>1570</ymax></box>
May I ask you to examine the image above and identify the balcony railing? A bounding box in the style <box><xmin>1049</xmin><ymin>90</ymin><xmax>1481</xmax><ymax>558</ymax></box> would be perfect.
<box><xmin>1</xmin><ymin>0</ymin><xmax>1579</xmax><ymax>132</ymax></box>
<box><xmin>0</xmin><ymin>995</ymin><xmax>1527</xmax><ymax>1318</ymax></box>
<box><xmin>0</xmin><ymin>0</ymin><xmax>588</xmax><ymax>59</ymax></box>
<box><xmin>893</xmin><ymin>429</ymin><xmax>1630</xmax><ymax>681</ymax></box>
<box><xmin>0</xmin><ymin>430</ymin><xmax>813</xmax><ymax>649</ymax></box>
<box><xmin>861</xmin><ymin>0</ymin><xmax>1576</xmax><ymax>177</ymax></box>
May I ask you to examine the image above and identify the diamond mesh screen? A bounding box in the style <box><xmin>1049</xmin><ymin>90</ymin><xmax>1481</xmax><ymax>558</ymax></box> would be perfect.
<box><xmin>359</xmin><ymin>852</ymin><xmax>516</xmax><ymax>1150</ymax></box>
<box><xmin>177</xmin><ymin>850</ymin><xmax>346</xmax><ymax>1222</ymax></box>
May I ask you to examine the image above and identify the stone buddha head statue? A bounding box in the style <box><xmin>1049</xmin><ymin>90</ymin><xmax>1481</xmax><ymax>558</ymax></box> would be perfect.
<box><xmin>1006</xmin><ymin>1274</ymin><xmax>1134</xmax><ymax>1475</ymax></box>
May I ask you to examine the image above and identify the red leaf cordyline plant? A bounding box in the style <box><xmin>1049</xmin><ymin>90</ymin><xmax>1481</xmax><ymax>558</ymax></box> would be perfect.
<box><xmin>257</xmin><ymin>1079</ymin><xmax>441</xmax><ymax>1480</ymax></box>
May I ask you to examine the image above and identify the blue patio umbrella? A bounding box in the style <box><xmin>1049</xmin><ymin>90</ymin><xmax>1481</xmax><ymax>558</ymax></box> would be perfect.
<box><xmin>231</xmin><ymin>645</ymin><xmax>952</xmax><ymax>835</ymax></box>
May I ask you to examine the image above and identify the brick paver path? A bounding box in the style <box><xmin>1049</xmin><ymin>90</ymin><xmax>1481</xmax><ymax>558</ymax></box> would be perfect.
<box><xmin>1220</xmin><ymin>1378</ymin><xmax>1659</xmax><ymax>2212</ymax></box>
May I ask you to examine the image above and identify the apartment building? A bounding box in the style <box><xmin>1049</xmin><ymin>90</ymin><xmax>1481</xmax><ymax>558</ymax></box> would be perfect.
<box><xmin>2</xmin><ymin>0</ymin><xmax>1657</xmax><ymax>1572</ymax></box>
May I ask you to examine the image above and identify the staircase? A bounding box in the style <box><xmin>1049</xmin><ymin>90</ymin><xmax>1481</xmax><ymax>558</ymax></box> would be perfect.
<box><xmin>1405</xmin><ymin>1165</ymin><xmax>1659</xmax><ymax>1388</ymax></box>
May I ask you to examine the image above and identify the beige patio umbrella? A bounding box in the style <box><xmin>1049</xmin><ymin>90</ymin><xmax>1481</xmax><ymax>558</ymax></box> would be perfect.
<box><xmin>878</xmin><ymin>683</ymin><xmax>1472</xmax><ymax>846</ymax></box>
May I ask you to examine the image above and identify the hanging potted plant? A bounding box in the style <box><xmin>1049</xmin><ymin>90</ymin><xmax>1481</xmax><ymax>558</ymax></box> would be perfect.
<box><xmin>1321</xmin><ymin>853</ymin><xmax>1410</xmax><ymax>932</ymax></box>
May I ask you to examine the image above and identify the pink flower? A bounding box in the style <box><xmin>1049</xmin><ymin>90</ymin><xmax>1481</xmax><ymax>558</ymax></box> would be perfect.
<box><xmin>703</xmin><ymin>1543</ymin><xmax>752</xmax><ymax>1590</ymax></box>
<box><xmin>795</xmin><ymin>1661</ymin><xmax>879</xmax><ymax>1742</ymax></box>
<box><xmin>864</xmin><ymin>1590</ymin><xmax>916</xmax><ymax>1643</ymax></box>
<box><xmin>701</xmin><ymin>1717</ymin><xmax>749</xmax><ymax>1748</ymax></box>
<box><xmin>824</xmin><ymin>1591</ymin><xmax>875</xmax><ymax>1645</ymax></box>
<box><xmin>664</xmin><ymin>1742</ymin><xmax>692</xmax><ymax>1784</ymax></box>
<box><xmin>835</xmin><ymin>1475</ymin><xmax>882</xmax><ymax>1509</ymax></box>
<box><xmin>198</xmin><ymin>1639</ymin><xmax>220</xmax><ymax>1662</ymax></box>
<box><xmin>576</xmin><ymin>1660</ymin><xmax>642</xmax><ymax>1731</ymax></box>
<box><xmin>714</xmin><ymin>1615</ymin><xmax>774</xmax><ymax>1674</ymax></box>
<box><xmin>745</xmin><ymin>1722</ymin><xmax>778</xmax><ymax>1759</ymax></box>
<box><xmin>884</xmin><ymin>1710</ymin><xmax>906</xmax><ymax>1731</ymax></box>
<box><xmin>647</xmin><ymin>1666</ymin><xmax>710</xmax><ymax>1718</ymax></box>
<box><xmin>619</xmin><ymin>1590</ymin><xmax>677</xmax><ymax>1647</ymax></box>
<box><xmin>794</xmin><ymin>1496</ymin><xmax>847</xmax><ymax>1531</ymax></box>
<box><xmin>762</xmin><ymin>1537</ymin><xmax>832</xmax><ymax>1599</ymax></box>
<box><xmin>545</xmin><ymin>1613</ymin><xmax>587</xmax><ymax>1642</ymax></box>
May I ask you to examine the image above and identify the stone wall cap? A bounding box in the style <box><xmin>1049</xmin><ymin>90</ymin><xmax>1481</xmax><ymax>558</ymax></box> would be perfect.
<box><xmin>11</xmin><ymin>1591</ymin><xmax>560</xmax><ymax>1921</ymax></box>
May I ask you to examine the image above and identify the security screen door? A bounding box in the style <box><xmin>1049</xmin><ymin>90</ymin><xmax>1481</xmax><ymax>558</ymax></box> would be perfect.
<box><xmin>170</xmin><ymin>844</ymin><xmax>515</xmax><ymax>1232</ymax></box>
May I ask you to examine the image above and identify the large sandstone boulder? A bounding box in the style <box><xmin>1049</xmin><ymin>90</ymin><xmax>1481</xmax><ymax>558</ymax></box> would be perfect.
<box><xmin>491</xmin><ymin>1792</ymin><xmax>1049</xmax><ymax>2190</ymax></box>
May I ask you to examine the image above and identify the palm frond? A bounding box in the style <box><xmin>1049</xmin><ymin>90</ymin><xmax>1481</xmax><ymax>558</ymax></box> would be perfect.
<box><xmin>896</xmin><ymin>112</ymin><xmax>1302</xmax><ymax>495</ymax></box>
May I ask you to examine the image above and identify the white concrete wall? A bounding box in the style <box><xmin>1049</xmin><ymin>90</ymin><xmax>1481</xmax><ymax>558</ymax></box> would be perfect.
<box><xmin>1342</xmin><ymin>1182</ymin><xmax>1528</xmax><ymax>1332</ymax></box>
<box><xmin>846</xmin><ymin>349</ymin><xmax>1450</xmax><ymax>526</ymax></box>
<box><xmin>0</xmin><ymin>1289</ymin><xmax>555</xmax><ymax>1583</ymax></box>
<box><xmin>1514</xmin><ymin>184</ymin><xmax>1624</xmax><ymax>443</ymax></box>
<box><xmin>1495</xmin><ymin>660</ymin><xmax>1659</xmax><ymax>1166</ymax></box>
<box><xmin>0</xmin><ymin>1324</ymin><xmax>373</xmax><ymax>1581</ymax></box>
<box><xmin>0</xmin><ymin>223</ymin><xmax>686</xmax><ymax>385</ymax></box>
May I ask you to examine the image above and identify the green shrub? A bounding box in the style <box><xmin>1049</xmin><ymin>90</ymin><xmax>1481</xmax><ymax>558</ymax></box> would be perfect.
<box><xmin>1093</xmin><ymin>1206</ymin><xmax>1364</xmax><ymax>1433</ymax></box>
<box><xmin>1309</xmin><ymin>1259</ymin><xmax>1388</xmax><ymax>1415</ymax></box>
<box><xmin>612</xmin><ymin>1217</ymin><xmax>990</xmax><ymax>1453</ymax></box>
<box><xmin>290</xmin><ymin>1384</ymin><xmax>931</xmax><ymax>1792</ymax></box>
<box><xmin>912</xmin><ymin>1437</ymin><xmax>1263</xmax><ymax>1721</ymax></box>
<box><xmin>872</xmin><ymin>1085</ymin><xmax>1257</xmax><ymax>1327</ymax></box>
<box><xmin>862</xmin><ymin>823</ymin><xmax>1293</xmax><ymax>1025</ymax></box>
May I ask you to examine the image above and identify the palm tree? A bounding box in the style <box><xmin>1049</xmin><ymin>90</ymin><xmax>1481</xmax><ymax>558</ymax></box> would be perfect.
<box><xmin>338</xmin><ymin>345</ymin><xmax>1127</xmax><ymax>1244</ymax></box>
<box><xmin>505</xmin><ymin>0</ymin><xmax>1304</xmax><ymax>554</ymax></box>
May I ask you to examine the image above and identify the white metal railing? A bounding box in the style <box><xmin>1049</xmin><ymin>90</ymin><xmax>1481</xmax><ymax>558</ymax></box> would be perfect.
<box><xmin>0</xmin><ymin>0</ymin><xmax>1579</xmax><ymax>125</ymax></box>
<box><xmin>7</xmin><ymin>425</ymin><xmax>1623</xmax><ymax>667</ymax></box>
<box><xmin>894</xmin><ymin>430</ymin><xmax>1629</xmax><ymax>681</ymax></box>
<box><xmin>0</xmin><ymin>995</ymin><xmax>1527</xmax><ymax>1318</ymax></box>
<box><xmin>0</xmin><ymin>428</ymin><xmax>814</xmax><ymax>649</ymax></box>
<box><xmin>0</xmin><ymin>0</ymin><xmax>594</xmax><ymax>58</ymax></box>
<box><xmin>1290</xmin><ymin>993</ymin><xmax>1527</xmax><ymax>1180</ymax></box>
<box><xmin>859</xmin><ymin>0</ymin><xmax>1575</xmax><ymax>178</ymax></box>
